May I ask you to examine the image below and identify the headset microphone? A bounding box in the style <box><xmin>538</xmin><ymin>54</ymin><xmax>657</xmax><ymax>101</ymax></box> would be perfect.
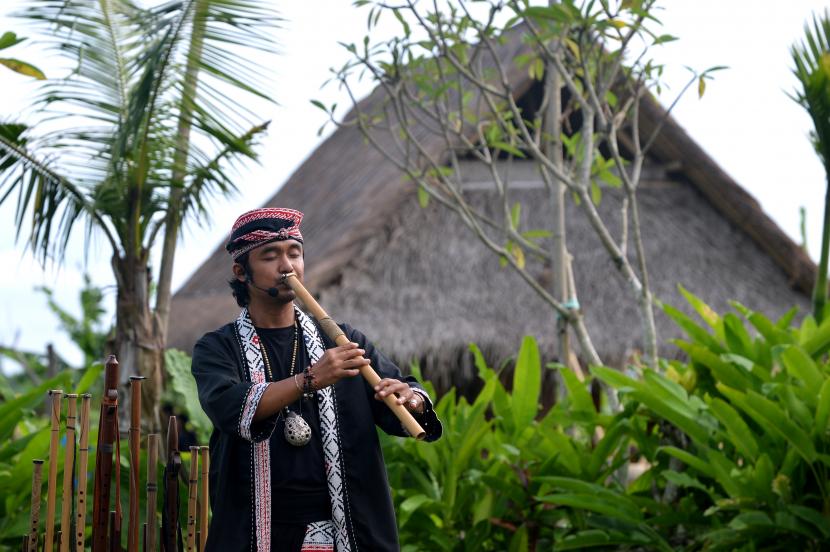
<box><xmin>246</xmin><ymin>274</ymin><xmax>279</xmax><ymax>298</ymax></box>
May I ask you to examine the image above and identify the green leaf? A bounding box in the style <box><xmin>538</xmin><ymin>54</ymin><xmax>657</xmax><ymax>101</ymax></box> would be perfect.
<box><xmin>780</xmin><ymin>345</ymin><xmax>824</xmax><ymax>391</ymax></box>
<box><xmin>697</xmin><ymin>75</ymin><xmax>706</xmax><ymax>98</ymax></box>
<box><xmin>707</xmin><ymin>397</ymin><xmax>758</xmax><ymax>462</ymax></box>
<box><xmin>657</xmin><ymin>446</ymin><xmax>714</xmax><ymax>478</ymax></box>
<box><xmin>510</xmin><ymin>202</ymin><xmax>521</xmax><ymax>229</ymax></box>
<box><xmin>815</xmin><ymin>378</ymin><xmax>830</xmax><ymax>434</ymax></box>
<box><xmin>417</xmin><ymin>185</ymin><xmax>430</xmax><ymax>208</ymax></box>
<box><xmin>309</xmin><ymin>99</ymin><xmax>327</xmax><ymax>112</ymax></box>
<box><xmin>0</xmin><ymin>32</ymin><xmax>25</xmax><ymax>50</ymax></box>
<box><xmin>538</xmin><ymin>493</ymin><xmax>642</xmax><ymax>523</ymax></box>
<box><xmin>491</xmin><ymin>141</ymin><xmax>525</xmax><ymax>158</ymax></box>
<box><xmin>558</xmin><ymin>365</ymin><xmax>594</xmax><ymax>414</ymax></box>
<box><xmin>508</xmin><ymin>524</ymin><xmax>528</xmax><ymax>552</ymax></box>
<box><xmin>512</xmin><ymin>336</ymin><xmax>541</xmax><ymax>429</ymax></box>
<box><xmin>662</xmin><ymin>303</ymin><xmax>723</xmax><ymax>351</ymax></box>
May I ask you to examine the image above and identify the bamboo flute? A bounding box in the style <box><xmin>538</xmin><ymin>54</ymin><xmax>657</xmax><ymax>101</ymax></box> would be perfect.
<box><xmin>198</xmin><ymin>447</ymin><xmax>209</xmax><ymax>552</ymax></box>
<box><xmin>92</xmin><ymin>355</ymin><xmax>120</xmax><ymax>552</ymax></box>
<box><xmin>75</xmin><ymin>394</ymin><xmax>91</xmax><ymax>552</ymax></box>
<box><xmin>45</xmin><ymin>389</ymin><xmax>64</xmax><ymax>552</ymax></box>
<box><xmin>185</xmin><ymin>447</ymin><xmax>199</xmax><ymax>552</ymax></box>
<box><xmin>161</xmin><ymin>416</ymin><xmax>181</xmax><ymax>552</ymax></box>
<box><xmin>146</xmin><ymin>434</ymin><xmax>159</xmax><ymax>552</ymax></box>
<box><xmin>282</xmin><ymin>273</ymin><xmax>426</xmax><ymax>439</ymax></box>
<box><xmin>60</xmin><ymin>394</ymin><xmax>78</xmax><ymax>552</ymax></box>
<box><xmin>28</xmin><ymin>459</ymin><xmax>44</xmax><ymax>551</ymax></box>
<box><xmin>128</xmin><ymin>376</ymin><xmax>145</xmax><ymax>552</ymax></box>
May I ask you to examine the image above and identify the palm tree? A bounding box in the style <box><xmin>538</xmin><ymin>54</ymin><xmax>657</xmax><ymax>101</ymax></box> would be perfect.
<box><xmin>793</xmin><ymin>11</ymin><xmax>830</xmax><ymax>323</ymax></box>
<box><xmin>0</xmin><ymin>0</ymin><xmax>279</xmax><ymax>428</ymax></box>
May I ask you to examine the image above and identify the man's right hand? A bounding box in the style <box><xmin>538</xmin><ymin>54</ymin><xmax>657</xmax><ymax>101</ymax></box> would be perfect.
<box><xmin>310</xmin><ymin>342</ymin><xmax>367</xmax><ymax>389</ymax></box>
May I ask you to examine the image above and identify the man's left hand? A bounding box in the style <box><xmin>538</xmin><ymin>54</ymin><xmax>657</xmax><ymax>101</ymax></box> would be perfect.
<box><xmin>374</xmin><ymin>379</ymin><xmax>424</xmax><ymax>414</ymax></box>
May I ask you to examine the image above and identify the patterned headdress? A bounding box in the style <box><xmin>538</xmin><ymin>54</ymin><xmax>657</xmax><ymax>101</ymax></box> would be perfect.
<box><xmin>226</xmin><ymin>208</ymin><xmax>304</xmax><ymax>261</ymax></box>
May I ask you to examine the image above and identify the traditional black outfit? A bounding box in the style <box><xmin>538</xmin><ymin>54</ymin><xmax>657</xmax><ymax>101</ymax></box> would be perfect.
<box><xmin>192</xmin><ymin>306</ymin><xmax>442</xmax><ymax>551</ymax></box>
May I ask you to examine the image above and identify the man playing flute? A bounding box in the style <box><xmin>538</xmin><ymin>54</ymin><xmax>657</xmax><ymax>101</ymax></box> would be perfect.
<box><xmin>191</xmin><ymin>207</ymin><xmax>442</xmax><ymax>551</ymax></box>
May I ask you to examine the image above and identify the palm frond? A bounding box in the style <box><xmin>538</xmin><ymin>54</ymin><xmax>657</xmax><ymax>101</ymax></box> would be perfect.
<box><xmin>792</xmin><ymin>10</ymin><xmax>830</xmax><ymax>165</ymax></box>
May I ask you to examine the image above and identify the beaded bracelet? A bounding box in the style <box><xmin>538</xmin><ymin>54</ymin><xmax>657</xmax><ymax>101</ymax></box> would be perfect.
<box><xmin>302</xmin><ymin>367</ymin><xmax>315</xmax><ymax>399</ymax></box>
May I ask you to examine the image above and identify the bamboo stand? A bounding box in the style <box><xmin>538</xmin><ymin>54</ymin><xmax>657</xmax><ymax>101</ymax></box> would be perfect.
<box><xmin>199</xmin><ymin>447</ymin><xmax>209</xmax><ymax>551</ymax></box>
<box><xmin>59</xmin><ymin>394</ymin><xmax>78</xmax><ymax>552</ymax></box>
<box><xmin>45</xmin><ymin>390</ymin><xmax>64</xmax><ymax>552</ymax></box>
<box><xmin>75</xmin><ymin>394</ymin><xmax>91</xmax><ymax>552</ymax></box>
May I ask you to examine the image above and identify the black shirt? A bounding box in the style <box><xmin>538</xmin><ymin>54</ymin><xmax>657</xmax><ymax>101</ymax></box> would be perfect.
<box><xmin>256</xmin><ymin>325</ymin><xmax>330</xmax><ymax>524</ymax></box>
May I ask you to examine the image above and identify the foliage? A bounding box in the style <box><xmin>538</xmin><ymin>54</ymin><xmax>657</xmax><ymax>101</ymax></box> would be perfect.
<box><xmin>164</xmin><ymin>348</ymin><xmax>212</xmax><ymax>443</ymax></box>
<box><xmin>0</xmin><ymin>0</ymin><xmax>280</xmax><ymax>426</ymax></box>
<box><xmin>323</xmin><ymin>0</ymin><xmax>723</xmax><ymax>369</ymax></box>
<box><xmin>0</xmin><ymin>31</ymin><xmax>45</xmax><ymax>79</ymax></box>
<box><xmin>384</xmin><ymin>290</ymin><xmax>830</xmax><ymax>550</ymax></box>
<box><xmin>792</xmin><ymin>10</ymin><xmax>830</xmax><ymax>324</ymax></box>
<box><xmin>0</xmin><ymin>364</ymin><xmax>102</xmax><ymax>548</ymax></box>
<box><xmin>591</xmin><ymin>290</ymin><xmax>830</xmax><ymax>550</ymax></box>
<box><xmin>382</xmin><ymin>337</ymin><xmax>674</xmax><ymax>551</ymax></box>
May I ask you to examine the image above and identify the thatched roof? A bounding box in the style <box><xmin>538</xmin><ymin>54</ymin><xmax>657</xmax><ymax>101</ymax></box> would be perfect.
<box><xmin>169</xmin><ymin>26</ymin><xmax>813</xmax><ymax>390</ymax></box>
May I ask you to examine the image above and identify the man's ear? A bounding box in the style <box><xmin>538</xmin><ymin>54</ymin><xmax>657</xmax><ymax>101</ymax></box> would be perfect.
<box><xmin>232</xmin><ymin>263</ymin><xmax>247</xmax><ymax>282</ymax></box>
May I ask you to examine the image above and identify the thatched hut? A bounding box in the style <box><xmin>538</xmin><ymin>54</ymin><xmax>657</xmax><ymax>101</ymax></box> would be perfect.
<box><xmin>168</xmin><ymin>32</ymin><xmax>813</xmax><ymax>393</ymax></box>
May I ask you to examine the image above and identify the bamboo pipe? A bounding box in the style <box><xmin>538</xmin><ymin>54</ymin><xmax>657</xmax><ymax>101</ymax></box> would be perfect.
<box><xmin>92</xmin><ymin>355</ymin><xmax>120</xmax><ymax>552</ymax></box>
<box><xmin>128</xmin><ymin>376</ymin><xmax>146</xmax><ymax>552</ymax></box>
<box><xmin>28</xmin><ymin>459</ymin><xmax>44</xmax><ymax>551</ymax></box>
<box><xmin>75</xmin><ymin>394</ymin><xmax>92</xmax><ymax>552</ymax></box>
<box><xmin>146</xmin><ymin>434</ymin><xmax>159</xmax><ymax>552</ymax></box>
<box><xmin>45</xmin><ymin>390</ymin><xmax>64</xmax><ymax>552</ymax></box>
<box><xmin>60</xmin><ymin>394</ymin><xmax>78</xmax><ymax>552</ymax></box>
<box><xmin>186</xmin><ymin>447</ymin><xmax>199</xmax><ymax>552</ymax></box>
<box><xmin>161</xmin><ymin>416</ymin><xmax>181</xmax><ymax>552</ymax></box>
<box><xmin>198</xmin><ymin>447</ymin><xmax>209</xmax><ymax>551</ymax></box>
<box><xmin>281</xmin><ymin>273</ymin><xmax>426</xmax><ymax>439</ymax></box>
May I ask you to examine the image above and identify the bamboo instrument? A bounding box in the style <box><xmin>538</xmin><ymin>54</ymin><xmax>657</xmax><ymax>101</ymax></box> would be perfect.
<box><xmin>161</xmin><ymin>416</ymin><xmax>182</xmax><ymax>552</ymax></box>
<box><xmin>281</xmin><ymin>273</ymin><xmax>426</xmax><ymax>439</ymax></box>
<box><xmin>75</xmin><ymin>394</ymin><xmax>92</xmax><ymax>552</ymax></box>
<box><xmin>146</xmin><ymin>434</ymin><xmax>159</xmax><ymax>552</ymax></box>
<box><xmin>92</xmin><ymin>356</ymin><xmax>120</xmax><ymax>552</ymax></box>
<box><xmin>60</xmin><ymin>394</ymin><xmax>78</xmax><ymax>552</ymax></box>
<box><xmin>198</xmin><ymin>447</ymin><xmax>209</xmax><ymax>551</ymax></box>
<box><xmin>45</xmin><ymin>390</ymin><xmax>64</xmax><ymax>552</ymax></box>
<box><xmin>185</xmin><ymin>447</ymin><xmax>198</xmax><ymax>552</ymax></box>
<box><xmin>128</xmin><ymin>376</ymin><xmax>146</xmax><ymax>552</ymax></box>
<box><xmin>28</xmin><ymin>459</ymin><xmax>44</xmax><ymax>551</ymax></box>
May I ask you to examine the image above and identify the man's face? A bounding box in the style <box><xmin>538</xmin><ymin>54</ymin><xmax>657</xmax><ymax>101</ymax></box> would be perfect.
<box><xmin>234</xmin><ymin>239</ymin><xmax>304</xmax><ymax>304</ymax></box>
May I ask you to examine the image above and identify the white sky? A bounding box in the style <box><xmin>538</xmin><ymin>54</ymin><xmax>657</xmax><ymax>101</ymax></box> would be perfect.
<box><xmin>0</xmin><ymin>1</ymin><xmax>827</xmax><ymax>369</ymax></box>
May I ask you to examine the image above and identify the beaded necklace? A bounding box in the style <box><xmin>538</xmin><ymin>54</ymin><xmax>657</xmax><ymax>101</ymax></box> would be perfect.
<box><xmin>259</xmin><ymin>320</ymin><xmax>312</xmax><ymax>446</ymax></box>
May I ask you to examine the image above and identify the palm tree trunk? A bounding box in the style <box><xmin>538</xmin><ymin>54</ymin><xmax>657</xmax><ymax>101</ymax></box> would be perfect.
<box><xmin>113</xmin><ymin>254</ymin><xmax>163</xmax><ymax>432</ymax></box>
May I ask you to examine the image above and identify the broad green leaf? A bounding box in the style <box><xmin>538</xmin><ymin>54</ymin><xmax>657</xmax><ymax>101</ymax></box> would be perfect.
<box><xmin>0</xmin><ymin>32</ymin><xmax>25</xmax><ymax>50</ymax></box>
<box><xmin>661</xmin><ymin>470</ymin><xmax>710</xmax><ymax>495</ymax></box>
<box><xmin>678</xmin><ymin>285</ymin><xmax>721</xmax><ymax>329</ymax></box>
<box><xmin>677</xmin><ymin>342</ymin><xmax>753</xmax><ymax>391</ymax></box>
<box><xmin>558</xmin><ymin>365</ymin><xmax>594</xmax><ymax>414</ymax></box>
<box><xmin>662</xmin><ymin>303</ymin><xmax>723</xmax><ymax>351</ymax></box>
<box><xmin>491</xmin><ymin>141</ymin><xmax>525</xmax><ymax>158</ymax></box>
<box><xmin>538</xmin><ymin>492</ymin><xmax>642</xmax><ymax>523</ymax></box>
<box><xmin>742</xmin><ymin>389</ymin><xmax>816</xmax><ymax>462</ymax></box>
<box><xmin>802</xmin><ymin>315</ymin><xmax>830</xmax><ymax>356</ymax></box>
<box><xmin>815</xmin><ymin>378</ymin><xmax>830</xmax><ymax>434</ymax></box>
<box><xmin>512</xmin><ymin>336</ymin><xmax>541</xmax><ymax>429</ymax></box>
<box><xmin>657</xmin><ymin>446</ymin><xmax>714</xmax><ymax>478</ymax></box>
<box><xmin>398</xmin><ymin>494</ymin><xmax>430</xmax><ymax>527</ymax></box>
<box><xmin>747</xmin><ymin>311</ymin><xmax>792</xmax><ymax>346</ymax></box>
<box><xmin>707</xmin><ymin>397</ymin><xmax>758</xmax><ymax>462</ymax></box>
<box><xmin>780</xmin><ymin>345</ymin><xmax>823</xmax><ymax>391</ymax></box>
<box><xmin>508</xmin><ymin>524</ymin><xmax>528</xmax><ymax>552</ymax></box>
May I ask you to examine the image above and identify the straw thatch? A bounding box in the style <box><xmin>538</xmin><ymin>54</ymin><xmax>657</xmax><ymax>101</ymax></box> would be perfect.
<box><xmin>168</xmin><ymin>27</ymin><xmax>813</xmax><ymax>392</ymax></box>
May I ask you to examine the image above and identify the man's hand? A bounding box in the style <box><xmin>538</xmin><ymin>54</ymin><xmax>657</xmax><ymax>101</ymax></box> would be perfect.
<box><xmin>374</xmin><ymin>378</ymin><xmax>425</xmax><ymax>414</ymax></box>
<box><xmin>312</xmin><ymin>342</ymin><xmax>367</xmax><ymax>388</ymax></box>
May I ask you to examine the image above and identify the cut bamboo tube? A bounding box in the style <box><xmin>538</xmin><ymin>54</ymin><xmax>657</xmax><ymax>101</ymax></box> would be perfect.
<box><xmin>145</xmin><ymin>434</ymin><xmax>159</xmax><ymax>552</ymax></box>
<box><xmin>75</xmin><ymin>394</ymin><xmax>91</xmax><ymax>552</ymax></box>
<box><xmin>186</xmin><ymin>447</ymin><xmax>199</xmax><ymax>552</ymax></box>
<box><xmin>198</xmin><ymin>447</ymin><xmax>209</xmax><ymax>551</ymax></box>
<box><xmin>128</xmin><ymin>376</ymin><xmax>145</xmax><ymax>552</ymax></box>
<box><xmin>28</xmin><ymin>459</ymin><xmax>44</xmax><ymax>551</ymax></box>
<box><xmin>60</xmin><ymin>394</ymin><xmax>78</xmax><ymax>552</ymax></box>
<box><xmin>45</xmin><ymin>390</ymin><xmax>64</xmax><ymax>552</ymax></box>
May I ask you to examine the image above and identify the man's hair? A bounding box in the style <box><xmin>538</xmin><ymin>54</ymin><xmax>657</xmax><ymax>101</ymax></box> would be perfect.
<box><xmin>228</xmin><ymin>252</ymin><xmax>251</xmax><ymax>307</ymax></box>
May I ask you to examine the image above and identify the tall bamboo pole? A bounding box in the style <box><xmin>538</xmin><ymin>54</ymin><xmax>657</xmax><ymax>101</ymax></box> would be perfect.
<box><xmin>28</xmin><ymin>459</ymin><xmax>44</xmax><ymax>551</ymax></box>
<box><xmin>92</xmin><ymin>355</ymin><xmax>120</xmax><ymax>552</ymax></box>
<box><xmin>186</xmin><ymin>447</ymin><xmax>199</xmax><ymax>552</ymax></box>
<box><xmin>75</xmin><ymin>394</ymin><xmax>92</xmax><ymax>552</ymax></box>
<box><xmin>60</xmin><ymin>394</ymin><xmax>78</xmax><ymax>552</ymax></box>
<box><xmin>45</xmin><ymin>390</ymin><xmax>64</xmax><ymax>552</ymax></box>
<box><xmin>146</xmin><ymin>434</ymin><xmax>159</xmax><ymax>552</ymax></box>
<box><xmin>128</xmin><ymin>376</ymin><xmax>145</xmax><ymax>552</ymax></box>
<box><xmin>198</xmin><ymin>447</ymin><xmax>209</xmax><ymax>551</ymax></box>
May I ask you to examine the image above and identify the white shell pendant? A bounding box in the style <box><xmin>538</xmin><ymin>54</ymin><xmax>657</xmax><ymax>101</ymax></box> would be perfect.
<box><xmin>284</xmin><ymin>410</ymin><xmax>312</xmax><ymax>446</ymax></box>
